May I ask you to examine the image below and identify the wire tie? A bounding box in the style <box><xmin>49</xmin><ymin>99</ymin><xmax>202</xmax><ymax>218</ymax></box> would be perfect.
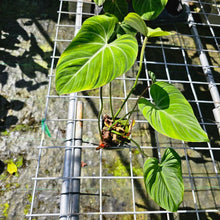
<box><xmin>41</xmin><ymin>118</ymin><xmax>51</xmax><ymax>137</ymax></box>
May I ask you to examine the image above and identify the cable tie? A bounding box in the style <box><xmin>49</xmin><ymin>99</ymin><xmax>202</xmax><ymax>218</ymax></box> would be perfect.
<box><xmin>41</xmin><ymin>118</ymin><xmax>51</xmax><ymax>137</ymax></box>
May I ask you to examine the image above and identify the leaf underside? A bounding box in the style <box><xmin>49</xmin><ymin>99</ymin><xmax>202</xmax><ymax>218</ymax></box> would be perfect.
<box><xmin>143</xmin><ymin>148</ymin><xmax>184</xmax><ymax>212</ymax></box>
<box><xmin>55</xmin><ymin>15</ymin><xmax>138</xmax><ymax>95</ymax></box>
<box><xmin>138</xmin><ymin>81</ymin><xmax>209</xmax><ymax>142</ymax></box>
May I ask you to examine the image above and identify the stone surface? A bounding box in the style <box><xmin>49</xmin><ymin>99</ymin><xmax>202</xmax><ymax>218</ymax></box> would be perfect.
<box><xmin>0</xmin><ymin>1</ymin><xmax>63</xmax><ymax>219</ymax></box>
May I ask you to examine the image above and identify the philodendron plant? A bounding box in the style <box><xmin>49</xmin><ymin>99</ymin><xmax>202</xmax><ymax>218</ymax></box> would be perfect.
<box><xmin>55</xmin><ymin>0</ymin><xmax>209</xmax><ymax>212</ymax></box>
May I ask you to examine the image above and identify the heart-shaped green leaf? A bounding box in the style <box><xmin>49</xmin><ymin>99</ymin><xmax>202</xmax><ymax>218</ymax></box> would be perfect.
<box><xmin>143</xmin><ymin>148</ymin><xmax>184</xmax><ymax>212</ymax></box>
<box><xmin>123</xmin><ymin>12</ymin><xmax>148</xmax><ymax>36</ymax></box>
<box><xmin>55</xmin><ymin>15</ymin><xmax>138</xmax><ymax>95</ymax></box>
<box><xmin>133</xmin><ymin>0</ymin><xmax>168</xmax><ymax>20</ymax></box>
<box><xmin>103</xmin><ymin>0</ymin><xmax>128</xmax><ymax>21</ymax></box>
<box><xmin>138</xmin><ymin>81</ymin><xmax>209</xmax><ymax>142</ymax></box>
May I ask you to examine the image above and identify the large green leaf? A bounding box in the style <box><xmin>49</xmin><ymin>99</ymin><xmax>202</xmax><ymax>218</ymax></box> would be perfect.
<box><xmin>143</xmin><ymin>148</ymin><xmax>184</xmax><ymax>212</ymax></box>
<box><xmin>123</xmin><ymin>13</ymin><xmax>148</xmax><ymax>36</ymax></box>
<box><xmin>55</xmin><ymin>15</ymin><xmax>138</xmax><ymax>94</ymax></box>
<box><xmin>132</xmin><ymin>0</ymin><xmax>168</xmax><ymax>20</ymax></box>
<box><xmin>103</xmin><ymin>0</ymin><xmax>128</xmax><ymax>21</ymax></box>
<box><xmin>138</xmin><ymin>81</ymin><xmax>209</xmax><ymax>142</ymax></box>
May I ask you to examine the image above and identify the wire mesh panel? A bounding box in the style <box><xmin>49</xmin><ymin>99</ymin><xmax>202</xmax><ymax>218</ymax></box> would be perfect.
<box><xmin>28</xmin><ymin>0</ymin><xmax>220</xmax><ymax>219</ymax></box>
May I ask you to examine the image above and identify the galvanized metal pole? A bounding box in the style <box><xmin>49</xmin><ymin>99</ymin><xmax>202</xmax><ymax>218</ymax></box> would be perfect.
<box><xmin>184</xmin><ymin>0</ymin><xmax>220</xmax><ymax>193</ymax></box>
<box><xmin>184</xmin><ymin>2</ymin><xmax>220</xmax><ymax>135</ymax></box>
<box><xmin>71</xmin><ymin>101</ymin><xmax>83</xmax><ymax>219</ymax></box>
<box><xmin>59</xmin><ymin>97</ymin><xmax>77</xmax><ymax>220</ymax></box>
<box><xmin>60</xmin><ymin>1</ymin><xmax>83</xmax><ymax>219</ymax></box>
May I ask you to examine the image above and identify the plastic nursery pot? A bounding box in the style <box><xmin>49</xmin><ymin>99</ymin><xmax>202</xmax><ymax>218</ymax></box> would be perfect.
<box><xmin>96</xmin><ymin>114</ymin><xmax>132</xmax><ymax>150</ymax></box>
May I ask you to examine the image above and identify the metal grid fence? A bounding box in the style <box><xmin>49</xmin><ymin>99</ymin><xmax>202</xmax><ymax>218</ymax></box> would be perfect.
<box><xmin>28</xmin><ymin>0</ymin><xmax>220</xmax><ymax>219</ymax></box>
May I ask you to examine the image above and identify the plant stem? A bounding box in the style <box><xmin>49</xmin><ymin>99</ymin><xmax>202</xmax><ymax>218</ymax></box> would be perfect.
<box><xmin>126</xmin><ymin>85</ymin><xmax>150</xmax><ymax>123</ymax></box>
<box><xmin>111</xmin><ymin>130</ymin><xmax>149</xmax><ymax>158</ymax></box>
<box><xmin>129</xmin><ymin>138</ymin><xmax>149</xmax><ymax>158</ymax></box>
<box><xmin>98</xmin><ymin>87</ymin><xmax>103</xmax><ymax>141</ymax></box>
<box><xmin>107</xmin><ymin>110</ymin><xmax>139</xmax><ymax>131</ymax></box>
<box><xmin>114</xmin><ymin>36</ymin><xmax>148</xmax><ymax>119</ymax></box>
<box><xmin>109</xmin><ymin>82</ymin><xmax>115</xmax><ymax>121</ymax></box>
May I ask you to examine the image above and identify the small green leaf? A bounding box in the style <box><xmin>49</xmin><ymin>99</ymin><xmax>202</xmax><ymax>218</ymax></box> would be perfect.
<box><xmin>147</xmin><ymin>27</ymin><xmax>172</xmax><ymax>38</ymax></box>
<box><xmin>123</xmin><ymin>13</ymin><xmax>148</xmax><ymax>36</ymax></box>
<box><xmin>24</xmin><ymin>204</ymin><xmax>31</xmax><ymax>215</ymax></box>
<box><xmin>103</xmin><ymin>0</ymin><xmax>128</xmax><ymax>21</ymax></box>
<box><xmin>143</xmin><ymin>148</ymin><xmax>184</xmax><ymax>212</ymax></box>
<box><xmin>15</xmin><ymin>156</ymin><xmax>23</xmax><ymax>168</ymax></box>
<box><xmin>55</xmin><ymin>15</ymin><xmax>138</xmax><ymax>94</ymax></box>
<box><xmin>7</xmin><ymin>162</ymin><xmax>17</xmax><ymax>175</ymax></box>
<box><xmin>138</xmin><ymin>81</ymin><xmax>209</xmax><ymax>142</ymax></box>
<box><xmin>3</xmin><ymin>203</ymin><xmax>9</xmax><ymax>217</ymax></box>
<box><xmin>0</xmin><ymin>174</ymin><xmax>6</xmax><ymax>180</ymax></box>
<box><xmin>133</xmin><ymin>0</ymin><xmax>168</xmax><ymax>20</ymax></box>
<box><xmin>94</xmin><ymin>0</ymin><xmax>106</xmax><ymax>6</ymax></box>
<box><xmin>148</xmin><ymin>71</ymin><xmax>157</xmax><ymax>83</ymax></box>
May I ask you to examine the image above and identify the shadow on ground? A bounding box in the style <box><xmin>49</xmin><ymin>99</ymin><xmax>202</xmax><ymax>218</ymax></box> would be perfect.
<box><xmin>0</xmin><ymin>0</ymin><xmax>62</xmax><ymax>131</ymax></box>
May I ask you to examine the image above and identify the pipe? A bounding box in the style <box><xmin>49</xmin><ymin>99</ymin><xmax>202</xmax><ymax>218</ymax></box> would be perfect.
<box><xmin>71</xmin><ymin>101</ymin><xmax>83</xmax><ymax>219</ymax></box>
<box><xmin>184</xmin><ymin>2</ymin><xmax>220</xmax><ymax>135</ymax></box>
<box><xmin>60</xmin><ymin>0</ymin><xmax>83</xmax><ymax>219</ymax></box>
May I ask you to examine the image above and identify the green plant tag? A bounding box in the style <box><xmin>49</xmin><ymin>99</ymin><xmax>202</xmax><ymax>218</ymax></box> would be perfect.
<box><xmin>41</xmin><ymin>118</ymin><xmax>51</xmax><ymax>137</ymax></box>
<box><xmin>132</xmin><ymin>0</ymin><xmax>168</xmax><ymax>20</ymax></box>
<box><xmin>7</xmin><ymin>162</ymin><xmax>17</xmax><ymax>175</ymax></box>
<box><xmin>138</xmin><ymin>81</ymin><xmax>209</xmax><ymax>142</ymax></box>
<box><xmin>55</xmin><ymin>15</ymin><xmax>138</xmax><ymax>94</ymax></box>
<box><xmin>143</xmin><ymin>148</ymin><xmax>184</xmax><ymax>212</ymax></box>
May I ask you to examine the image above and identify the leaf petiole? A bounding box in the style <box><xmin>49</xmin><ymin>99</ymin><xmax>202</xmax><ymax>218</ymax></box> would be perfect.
<box><xmin>111</xmin><ymin>130</ymin><xmax>149</xmax><ymax>158</ymax></box>
<box><xmin>98</xmin><ymin>87</ymin><xmax>104</xmax><ymax>141</ymax></box>
<box><xmin>114</xmin><ymin>36</ymin><xmax>148</xmax><ymax>119</ymax></box>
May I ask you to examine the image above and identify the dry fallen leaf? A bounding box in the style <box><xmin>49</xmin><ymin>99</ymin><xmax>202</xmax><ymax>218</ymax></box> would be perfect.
<box><xmin>7</xmin><ymin>162</ymin><xmax>18</xmax><ymax>175</ymax></box>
